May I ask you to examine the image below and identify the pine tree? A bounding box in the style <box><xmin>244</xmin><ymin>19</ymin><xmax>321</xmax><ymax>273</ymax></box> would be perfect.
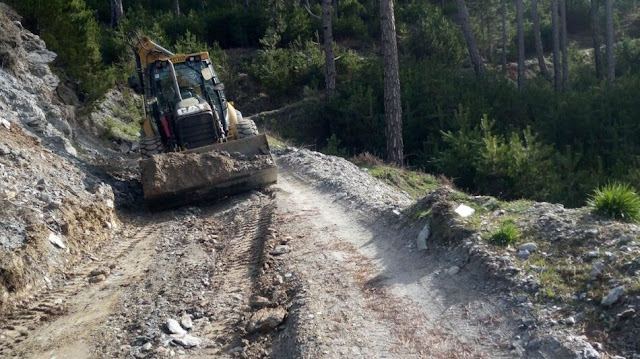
<box><xmin>380</xmin><ymin>0</ymin><xmax>403</xmax><ymax>165</ymax></box>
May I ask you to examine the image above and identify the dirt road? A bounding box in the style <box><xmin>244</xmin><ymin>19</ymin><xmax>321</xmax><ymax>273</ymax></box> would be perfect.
<box><xmin>0</xmin><ymin>163</ymin><xmax>525</xmax><ymax>358</ymax></box>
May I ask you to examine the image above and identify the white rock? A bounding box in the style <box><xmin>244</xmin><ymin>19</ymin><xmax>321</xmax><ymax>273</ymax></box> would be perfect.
<box><xmin>518</xmin><ymin>243</ymin><xmax>538</xmax><ymax>252</ymax></box>
<box><xmin>601</xmin><ymin>286</ymin><xmax>625</xmax><ymax>307</ymax></box>
<box><xmin>63</xmin><ymin>140</ymin><xmax>78</xmax><ymax>157</ymax></box>
<box><xmin>0</xmin><ymin>118</ymin><xmax>10</xmax><ymax>130</ymax></box>
<box><xmin>142</xmin><ymin>342</ymin><xmax>153</xmax><ymax>351</ymax></box>
<box><xmin>180</xmin><ymin>314</ymin><xmax>193</xmax><ymax>330</ymax></box>
<box><xmin>48</xmin><ymin>232</ymin><xmax>66</xmax><ymax>249</ymax></box>
<box><xmin>566</xmin><ymin>316</ymin><xmax>575</xmax><ymax>325</ymax></box>
<box><xmin>166</xmin><ymin>319</ymin><xmax>186</xmax><ymax>335</ymax></box>
<box><xmin>517</xmin><ymin>249</ymin><xmax>531</xmax><ymax>260</ymax></box>
<box><xmin>416</xmin><ymin>222</ymin><xmax>430</xmax><ymax>250</ymax></box>
<box><xmin>171</xmin><ymin>334</ymin><xmax>202</xmax><ymax>348</ymax></box>
<box><xmin>454</xmin><ymin>204</ymin><xmax>475</xmax><ymax>217</ymax></box>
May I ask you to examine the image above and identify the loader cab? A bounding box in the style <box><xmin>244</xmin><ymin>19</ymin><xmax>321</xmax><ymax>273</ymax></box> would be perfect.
<box><xmin>146</xmin><ymin>55</ymin><xmax>230</xmax><ymax>150</ymax></box>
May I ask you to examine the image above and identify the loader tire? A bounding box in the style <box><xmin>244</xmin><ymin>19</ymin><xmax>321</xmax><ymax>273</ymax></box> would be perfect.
<box><xmin>140</xmin><ymin>136</ymin><xmax>163</xmax><ymax>158</ymax></box>
<box><xmin>236</xmin><ymin>119</ymin><xmax>259</xmax><ymax>139</ymax></box>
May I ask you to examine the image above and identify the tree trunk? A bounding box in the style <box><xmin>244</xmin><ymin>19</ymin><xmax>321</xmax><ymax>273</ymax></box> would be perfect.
<box><xmin>333</xmin><ymin>0</ymin><xmax>339</xmax><ymax>18</ymax></box>
<box><xmin>174</xmin><ymin>0</ymin><xmax>181</xmax><ymax>16</ymax></box>
<box><xmin>380</xmin><ymin>0</ymin><xmax>403</xmax><ymax>165</ymax></box>
<box><xmin>516</xmin><ymin>0</ymin><xmax>526</xmax><ymax>91</ymax></box>
<box><xmin>605</xmin><ymin>0</ymin><xmax>615</xmax><ymax>82</ymax></box>
<box><xmin>322</xmin><ymin>0</ymin><xmax>336</xmax><ymax>95</ymax></box>
<box><xmin>501</xmin><ymin>0</ymin><xmax>507</xmax><ymax>73</ymax></box>
<box><xmin>560</xmin><ymin>0</ymin><xmax>569</xmax><ymax>89</ymax></box>
<box><xmin>456</xmin><ymin>0</ymin><xmax>486</xmax><ymax>76</ymax></box>
<box><xmin>110</xmin><ymin>0</ymin><xmax>123</xmax><ymax>28</ymax></box>
<box><xmin>552</xmin><ymin>0</ymin><xmax>561</xmax><ymax>91</ymax></box>
<box><xmin>591</xmin><ymin>0</ymin><xmax>603</xmax><ymax>79</ymax></box>
<box><xmin>532</xmin><ymin>0</ymin><xmax>552</xmax><ymax>82</ymax></box>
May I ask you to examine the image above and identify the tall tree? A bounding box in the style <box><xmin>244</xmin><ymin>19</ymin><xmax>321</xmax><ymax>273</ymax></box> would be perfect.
<box><xmin>501</xmin><ymin>0</ymin><xmax>507</xmax><ymax>74</ymax></box>
<box><xmin>560</xmin><ymin>0</ymin><xmax>569</xmax><ymax>89</ymax></box>
<box><xmin>605</xmin><ymin>0</ymin><xmax>615</xmax><ymax>82</ymax></box>
<box><xmin>552</xmin><ymin>0</ymin><xmax>561</xmax><ymax>91</ymax></box>
<box><xmin>456</xmin><ymin>0</ymin><xmax>486</xmax><ymax>76</ymax></box>
<box><xmin>516</xmin><ymin>0</ymin><xmax>526</xmax><ymax>91</ymax></box>
<box><xmin>591</xmin><ymin>0</ymin><xmax>603</xmax><ymax>79</ymax></box>
<box><xmin>174</xmin><ymin>0</ymin><xmax>180</xmax><ymax>16</ymax></box>
<box><xmin>532</xmin><ymin>0</ymin><xmax>552</xmax><ymax>82</ymax></box>
<box><xmin>380</xmin><ymin>0</ymin><xmax>403</xmax><ymax>165</ymax></box>
<box><xmin>110</xmin><ymin>0</ymin><xmax>123</xmax><ymax>28</ymax></box>
<box><xmin>322</xmin><ymin>0</ymin><xmax>336</xmax><ymax>94</ymax></box>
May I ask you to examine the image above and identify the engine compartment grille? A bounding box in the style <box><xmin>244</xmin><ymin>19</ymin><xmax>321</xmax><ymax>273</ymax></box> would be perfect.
<box><xmin>175</xmin><ymin>113</ymin><xmax>218</xmax><ymax>149</ymax></box>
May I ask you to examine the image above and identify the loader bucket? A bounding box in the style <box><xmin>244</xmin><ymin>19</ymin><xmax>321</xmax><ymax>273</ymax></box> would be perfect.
<box><xmin>140</xmin><ymin>134</ymin><xmax>278</xmax><ymax>209</ymax></box>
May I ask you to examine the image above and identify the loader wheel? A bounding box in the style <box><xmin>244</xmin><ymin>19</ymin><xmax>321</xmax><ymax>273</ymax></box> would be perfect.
<box><xmin>140</xmin><ymin>136</ymin><xmax>163</xmax><ymax>158</ymax></box>
<box><xmin>236</xmin><ymin>119</ymin><xmax>259</xmax><ymax>139</ymax></box>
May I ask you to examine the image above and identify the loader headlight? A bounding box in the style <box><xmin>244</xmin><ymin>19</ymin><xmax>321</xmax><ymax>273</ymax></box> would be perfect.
<box><xmin>177</xmin><ymin>103</ymin><xmax>210</xmax><ymax>116</ymax></box>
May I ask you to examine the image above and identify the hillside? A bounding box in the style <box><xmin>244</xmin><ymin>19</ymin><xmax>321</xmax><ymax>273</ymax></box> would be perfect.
<box><xmin>0</xmin><ymin>1</ymin><xmax>639</xmax><ymax>358</ymax></box>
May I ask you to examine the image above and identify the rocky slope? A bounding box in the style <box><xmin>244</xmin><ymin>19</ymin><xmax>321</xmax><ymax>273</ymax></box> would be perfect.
<box><xmin>0</xmin><ymin>4</ymin><xmax>126</xmax><ymax>314</ymax></box>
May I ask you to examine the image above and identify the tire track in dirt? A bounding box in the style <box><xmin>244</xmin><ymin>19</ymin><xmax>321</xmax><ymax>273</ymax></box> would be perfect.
<box><xmin>197</xmin><ymin>192</ymin><xmax>279</xmax><ymax>357</ymax></box>
<box><xmin>0</xmin><ymin>225</ymin><xmax>162</xmax><ymax>358</ymax></box>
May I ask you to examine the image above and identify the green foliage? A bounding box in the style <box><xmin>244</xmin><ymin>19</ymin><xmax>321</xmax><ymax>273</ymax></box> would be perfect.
<box><xmin>103</xmin><ymin>116</ymin><xmax>140</xmax><ymax>142</ymax></box>
<box><xmin>439</xmin><ymin>111</ymin><xmax>556</xmax><ymax>200</ymax></box>
<box><xmin>488</xmin><ymin>220</ymin><xmax>520</xmax><ymax>246</ymax></box>
<box><xmin>398</xmin><ymin>1</ymin><xmax>465</xmax><ymax>64</ymax></box>
<box><xmin>249</xmin><ymin>38</ymin><xmax>324</xmax><ymax>98</ymax></box>
<box><xmin>324</xmin><ymin>134</ymin><xmax>346</xmax><ymax>157</ymax></box>
<box><xmin>588</xmin><ymin>182</ymin><xmax>640</xmax><ymax>222</ymax></box>
<box><xmin>8</xmin><ymin>0</ymin><xmax>115</xmax><ymax>101</ymax></box>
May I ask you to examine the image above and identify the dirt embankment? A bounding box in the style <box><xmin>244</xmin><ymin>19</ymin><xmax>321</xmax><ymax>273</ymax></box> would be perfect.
<box><xmin>0</xmin><ymin>5</ymin><xmax>122</xmax><ymax>314</ymax></box>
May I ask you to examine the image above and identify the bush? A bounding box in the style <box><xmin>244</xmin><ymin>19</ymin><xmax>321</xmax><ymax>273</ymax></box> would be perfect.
<box><xmin>588</xmin><ymin>182</ymin><xmax>640</xmax><ymax>222</ymax></box>
<box><xmin>488</xmin><ymin>220</ymin><xmax>520</xmax><ymax>246</ymax></box>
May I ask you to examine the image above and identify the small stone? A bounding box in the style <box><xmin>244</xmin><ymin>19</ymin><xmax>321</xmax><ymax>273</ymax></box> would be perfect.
<box><xmin>270</xmin><ymin>245</ymin><xmax>290</xmax><ymax>256</ymax></box>
<box><xmin>250</xmin><ymin>296</ymin><xmax>271</xmax><ymax>309</ymax></box>
<box><xmin>416</xmin><ymin>222</ymin><xmax>430</xmax><ymax>250</ymax></box>
<box><xmin>446</xmin><ymin>266</ymin><xmax>460</xmax><ymax>275</ymax></box>
<box><xmin>585</xmin><ymin>229</ymin><xmax>599</xmax><ymax>237</ymax></box>
<box><xmin>142</xmin><ymin>342</ymin><xmax>153</xmax><ymax>351</ymax></box>
<box><xmin>454</xmin><ymin>204</ymin><xmax>475</xmax><ymax>217</ymax></box>
<box><xmin>171</xmin><ymin>334</ymin><xmax>201</xmax><ymax>348</ymax></box>
<box><xmin>88</xmin><ymin>274</ymin><xmax>106</xmax><ymax>283</ymax></box>
<box><xmin>618</xmin><ymin>235</ymin><xmax>633</xmax><ymax>245</ymax></box>
<box><xmin>246</xmin><ymin>307</ymin><xmax>287</xmax><ymax>333</ymax></box>
<box><xmin>0</xmin><ymin>142</ymin><xmax>11</xmax><ymax>155</ymax></box>
<box><xmin>617</xmin><ymin>308</ymin><xmax>636</xmax><ymax>320</ymax></box>
<box><xmin>601</xmin><ymin>286</ymin><xmax>625</xmax><ymax>307</ymax></box>
<box><xmin>273</xmin><ymin>275</ymin><xmax>284</xmax><ymax>285</ymax></box>
<box><xmin>586</xmin><ymin>251</ymin><xmax>600</xmax><ymax>260</ymax></box>
<box><xmin>566</xmin><ymin>316</ymin><xmax>576</xmax><ymax>325</ymax></box>
<box><xmin>166</xmin><ymin>319</ymin><xmax>187</xmax><ymax>335</ymax></box>
<box><xmin>517</xmin><ymin>250</ymin><xmax>531</xmax><ymax>260</ymax></box>
<box><xmin>521</xmin><ymin>317</ymin><xmax>536</xmax><ymax>327</ymax></box>
<box><xmin>48</xmin><ymin>232</ymin><xmax>66</xmax><ymax>249</ymax></box>
<box><xmin>0</xmin><ymin>118</ymin><xmax>10</xmax><ymax>130</ymax></box>
<box><xmin>180</xmin><ymin>314</ymin><xmax>193</xmax><ymax>330</ymax></box>
<box><xmin>589</xmin><ymin>262</ymin><xmax>605</xmax><ymax>279</ymax></box>
<box><xmin>518</xmin><ymin>243</ymin><xmax>538</xmax><ymax>252</ymax></box>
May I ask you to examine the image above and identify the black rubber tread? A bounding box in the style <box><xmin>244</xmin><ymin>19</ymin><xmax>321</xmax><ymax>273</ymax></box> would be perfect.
<box><xmin>236</xmin><ymin>119</ymin><xmax>259</xmax><ymax>139</ymax></box>
<box><xmin>140</xmin><ymin>136</ymin><xmax>163</xmax><ymax>158</ymax></box>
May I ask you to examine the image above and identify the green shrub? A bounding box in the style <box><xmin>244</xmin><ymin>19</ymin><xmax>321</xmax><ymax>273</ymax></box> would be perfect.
<box><xmin>488</xmin><ymin>220</ymin><xmax>520</xmax><ymax>246</ymax></box>
<box><xmin>250</xmin><ymin>37</ymin><xmax>323</xmax><ymax>98</ymax></box>
<box><xmin>588</xmin><ymin>182</ymin><xmax>640</xmax><ymax>222</ymax></box>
